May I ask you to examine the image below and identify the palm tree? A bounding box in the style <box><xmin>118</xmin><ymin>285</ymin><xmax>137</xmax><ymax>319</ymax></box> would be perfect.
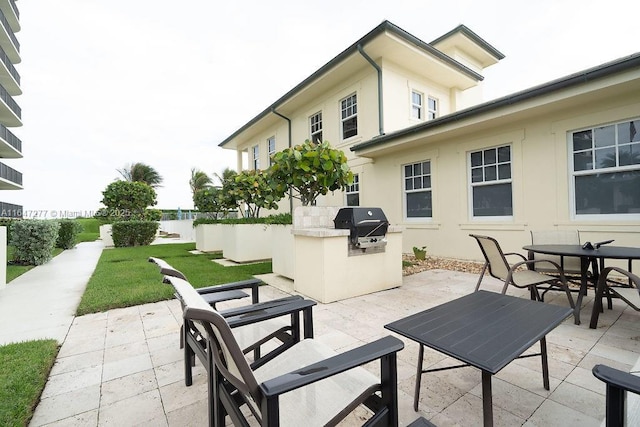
<box><xmin>189</xmin><ymin>168</ymin><xmax>212</xmax><ymax>198</ymax></box>
<box><xmin>213</xmin><ymin>167</ymin><xmax>236</xmax><ymax>187</ymax></box>
<box><xmin>117</xmin><ymin>162</ymin><xmax>163</xmax><ymax>188</ymax></box>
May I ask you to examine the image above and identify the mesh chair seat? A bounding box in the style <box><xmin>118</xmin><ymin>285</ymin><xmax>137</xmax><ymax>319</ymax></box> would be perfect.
<box><xmin>511</xmin><ymin>269</ymin><xmax>560</xmax><ymax>288</ymax></box>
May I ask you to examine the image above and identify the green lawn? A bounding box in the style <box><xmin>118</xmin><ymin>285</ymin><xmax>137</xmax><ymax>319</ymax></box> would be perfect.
<box><xmin>0</xmin><ymin>340</ymin><xmax>59</xmax><ymax>427</ymax></box>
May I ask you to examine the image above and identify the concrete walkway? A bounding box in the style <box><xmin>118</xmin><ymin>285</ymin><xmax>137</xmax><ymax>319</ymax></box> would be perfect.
<box><xmin>0</xmin><ymin>241</ymin><xmax>104</xmax><ymax>346</ymax></box>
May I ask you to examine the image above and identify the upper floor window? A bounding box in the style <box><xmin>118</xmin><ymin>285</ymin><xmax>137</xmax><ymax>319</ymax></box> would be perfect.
<box><xmin>267</xmin><ymin>136</ymin><xmax>276</xmax><ymax>166</ymax></box>
<box><xmin>428</xmin><ymin>97</ymin><xmax>438</xmax><ymax>120</ymax></box>
<box><xmin>404</xmin><ymin>161</ymin><xmax>432</xmax><ymax>219</ymax></box>
<box><xmin>310</xmin><ymin>112</ymin><xmax>323</xmax><ymax>144</ymax></box>
<box><xmin>411</xmin><ymin>90</ymin><xmax>423</xmax><ymax>120</ymax></box>
<box><xmin>340</xmin><ymin>93</ymin><xmax>358</xmax><ymax>140</ymax></box>
<box><xmin>571</xmin><ymin>118</ymin><xmax>640</xmax><ymax>218</ymax></box>
<box><xmin>469</xmin><ymin>145</ymin><xmax>512</xmax><ymax>218</ymax></box>
<box><xmin>345</xmin><ymin>174</ymin><xmax>359</xmax><ymax>206</ymax></box>
<box><xmin>252</xmin><ymin>144</ymin><xmax>260</xmax><ymax>170</ymax></box>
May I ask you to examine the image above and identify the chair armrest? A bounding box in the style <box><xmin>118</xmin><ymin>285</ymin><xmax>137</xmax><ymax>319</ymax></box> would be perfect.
<box><xmin>593</xmin><ymin>364</ymin><xmax>640</xmax><ymax>395</ymax></box>
<box><xmin>504</xmin><ymin>252</ymin><xmax>527</xmax><ymax>262</ymax></box>
<box><xmin>197</xmin><ymin>278</ymin><xmax>262</xmax><ymax>303</ymax></box>
<box><xmin>511</xmin><ymin>259</ymin><xmax>565</xmax><ymax>275</ymax></box>
<box><xmin>225</xmin><ymin>298</ymin><xmax>316</xmax><ymax>328</ymax></box>
<box><xmin>598</xmin><ymin>266</ymin><xmax>640</xmax><ymax>288</ymax></box>
<box><xmin>219</xmin><ymin>295</ymin><xmax>303</xmax><ymax>318</ymax></box>
<box><xmin>260</xmin><ymin>335</ymin><xmax>404</xmax><ymax>397</ymax></box>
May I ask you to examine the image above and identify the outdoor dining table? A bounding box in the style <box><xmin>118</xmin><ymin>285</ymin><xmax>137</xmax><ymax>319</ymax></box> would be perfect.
<box><xmin>523</xmin><ymin>244</ymin><xmax>640</xmax><ymax>326</ymax></box>
<box><xmin>385</xmin><ymin>290</ymin><xmax>572</xmax><ymax>427</ymax></box>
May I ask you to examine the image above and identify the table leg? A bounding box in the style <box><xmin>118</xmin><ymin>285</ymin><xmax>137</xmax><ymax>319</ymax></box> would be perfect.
<box><xmin>481</xmin><ymin>370</ymin><xmax>493</xmax><ymax>427</ymax></box>
<box><xmin>573</xmin><ymin>257</ymin><xmax>590</xmax><ymax>325</ymax></box>
<box><xmin>540</xmin><ymin>337</ymin><xmax>550</xmax><ymax>390</ymax></box>
<box><xmin>414</xmin><ymin>344</ymin><xmax>424</xmax><ymax>411</ymax></box>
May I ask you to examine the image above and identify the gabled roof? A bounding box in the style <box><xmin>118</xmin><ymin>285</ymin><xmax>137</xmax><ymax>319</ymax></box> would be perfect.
<box><xmin>219</xmin><ymin>20</ymin><xmax>489</xmax><ymax>148</ymax></box>
<box><xmin>351</xmin><ymin>51</ymin><xmax>640</xmax><ymax>153</ymax></box>
<box><xmin>430</xmin><ymin>24</ymin><xmax>505</xmax><ymax>68</ymax></box>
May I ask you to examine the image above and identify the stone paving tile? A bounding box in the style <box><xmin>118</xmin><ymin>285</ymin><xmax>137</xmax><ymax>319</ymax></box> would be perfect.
<box><xmin>100</xmin><ymin>369</ymin><xmax>158</xmax><ymax>406</ymax></box>
<box><xmin>524</xmin><ymin>398</ymin><xmax>601</xmax><ymax>427</ymax></box>
<box><xmin>30</xmin><ymin>385</ymin><xmax>100</xmax><ymax>426</ymax></box>
<box><xmin>547</xmin><ymin>381</ymin><xmax>606</xmax><ymax>421</ymax></box>
<box><xmin>41</xmin><ymin>365</ymin><xmax>102</xmax><ymax>399</ymax></box>
<box><xmin>97</xmin><ymin>389</ymin><xmax>165</xmax><ymax>426</ymax></box>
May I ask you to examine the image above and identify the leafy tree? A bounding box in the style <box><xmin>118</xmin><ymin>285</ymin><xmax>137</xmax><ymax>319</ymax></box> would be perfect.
<box><xmin>117</xmin><ymin>162</ymin><xmax>164</xmax><ymax>188</ymax></box>
<box><xmin>269</xmin><ymin>140</ymin><xmax>353</xmax><ymax>206</ymax></box>
<box><xmin>189</xmin><ymin>168</ymin><xmax>212</xmax><ymax>200</ymax></box>
<box><xmin>213</xmin><ymin>167</ymin><xmax>237</xmax><ymax>186</ymax></box>
<box><xmin>101</xmin><ymin>180</ymin><xmax>157</xmax><ymax>221</ymax></box>
<box><xmin>223</xmin><ymin>169</ymin><xmax>283</xmax><ymax>217</ymax></box>
<box><xmin>193</xmin><ymin>186</ymin><xmax>234</xmax><ymax>218</ymax></box>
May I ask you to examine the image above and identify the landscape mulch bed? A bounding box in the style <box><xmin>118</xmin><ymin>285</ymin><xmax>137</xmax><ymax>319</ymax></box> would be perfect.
<box><xmin>403</xmin><ymin>254</ymin><xmax>485</xmax><ymax>276</ymax></box>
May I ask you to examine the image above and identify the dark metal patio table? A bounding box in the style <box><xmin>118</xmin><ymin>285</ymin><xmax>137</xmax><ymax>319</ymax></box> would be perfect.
<box><xmin>385</xmin><ymin>290</ymin><xmax>572</xmax><ymax>427</ymax></box>
<box><xmin>523</xmin><ymin>244</ymin><xmax>640</xmax><ymax>326</ymax></box>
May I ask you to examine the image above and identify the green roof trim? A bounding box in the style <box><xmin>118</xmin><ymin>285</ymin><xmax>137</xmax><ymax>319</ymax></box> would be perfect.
<box><xmin>351</xmin><ymin>52</ymin><xmax>640</xmax><ymax>152</ymax></box>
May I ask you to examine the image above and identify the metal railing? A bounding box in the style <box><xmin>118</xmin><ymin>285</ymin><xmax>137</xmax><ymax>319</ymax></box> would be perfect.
<box><xmin>0</xmin><ymin>200</ymin><xmax>21</xmax><ymax>217</ymax></box>
<box><xmin>0</xmin><ymin>8</ymin><xmax>18</xmax><ymax>52</ymax></box>
<box><xmin>0</xmin><ymin>44</ymin><xmax>19</xmax><ymax>84</ymax></box>
<box><xmin>0</xmin><ymin>123</ymin><xmax>20</xmax><ymax>152</ymax></box>
<box><xmin>0</xmin><ymin>161</ymin><xmax>21</xmax><ymax>185</ymax></box>
<box><xmin>8</xmin><ymin>0</ymin><xmax>18</xmax><ymax>20</ymax></box>
<box><xmin>0</xmin><ymin>81</ymin><xmax>19</xmax><ymax>118</ymax></box>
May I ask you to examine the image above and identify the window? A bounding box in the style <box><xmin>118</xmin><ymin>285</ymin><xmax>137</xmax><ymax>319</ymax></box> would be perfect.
<box><xmin>252</xmin><ymin>145</ymin><xmax>259</xmax><ymax>170</ymax></box>
<box><xmin>310</xmin><ymin>112</ymin><xmax>323</xmax><ymax>144</ymax></box>
<box><xmin>267</xmin><ymin>136</ymin><xmax>275</xmax><ymax>166</ymax></box>
<box><xmin>340</xmin><ymin>93</ymin><xmax>357</xmax><ymax>139</ymax></box>
<box><xmin>345</xmin><ymin>174</ymin><xmax>359</xmax><ymax>206</ymax></box>
<box><xmin>469</xmin><ymin>145</ymin><xmax>512</xmax><ymax>218</ymax></box>
<box><xmin>427</xmin><ymin>97</ymin><xmax>438</xmax><ymax>120</ymax></box>
<box><xmin>411</xmin><ymin>90</ymin><xmax>423</xmax><ymax>120</ymax></box>
<box><xmin>404</xmin><ymin>161</ymin><xmax>432</xmax><ymax>218</ymax></box>
<box><xmin>571</xmin><ymin>118</ymin><xmax>640</xmax><ymax>217</ymax></box>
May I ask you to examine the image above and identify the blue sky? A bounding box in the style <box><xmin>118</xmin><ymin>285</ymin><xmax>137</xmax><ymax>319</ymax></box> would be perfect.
<box><xmin>8</xmin><ymin>0</ymin><xmax>640</xmax><ymax>217</ymax></box>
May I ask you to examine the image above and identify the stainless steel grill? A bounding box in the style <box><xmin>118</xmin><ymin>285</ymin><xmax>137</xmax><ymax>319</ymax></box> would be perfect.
<box><xmin>333</xmin><ymin>207</ymin><xmax>389</xmax><ymax>250</ymax></box>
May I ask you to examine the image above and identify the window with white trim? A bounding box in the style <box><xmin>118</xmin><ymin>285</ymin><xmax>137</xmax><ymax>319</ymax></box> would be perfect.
<box><xmin>340</xmin><ymin>93</ymin><xmax>357</xmax><ymax>139</ymax></box>
<box><xmin>571</xmin><ymin>118</ymin><xmax>640</xmax><ymax>217</ymax></box>
<box><xmin>469</xmin><ymin>145</ymin><xmax>512</xmax><ymax>218</ymax></box>
<box><xmin>427</xmin><ymin>97</ymin><xmax>438</xmax><ymax>120</ymax></box>
<box><xmin>267</xmin><ymin>136</ymin><xmax>275</xmax><ymax>166</ymax></box>
<box><xmin>252</xmin><ymin>144</ymin><xmax>260</xmax><ymax>170</ymax></box>
<box><xmin>345</xmin><ymin>174</ymin><xmax>359</xmax><ymax>206</ymax></box>
<box><xmin>411</xmin><ymin>90</ymin><xmax>423</xmax><ymax>120</ymax></box>
<box><xmin>404</xmin><ymin>161</ymin><xmax>432</xmax><ymax>218</ymax></box>
<box><xmin>310</xmin><ymin>112</ymin><xmax>323</xmax><ymax>144</ymax></box>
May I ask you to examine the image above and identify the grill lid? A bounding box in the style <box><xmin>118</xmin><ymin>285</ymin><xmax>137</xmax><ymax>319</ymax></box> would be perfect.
<box><xmin>334</xmin><ymin>207</ymin><xmax>389</xmax><ymax>246</ymax></box>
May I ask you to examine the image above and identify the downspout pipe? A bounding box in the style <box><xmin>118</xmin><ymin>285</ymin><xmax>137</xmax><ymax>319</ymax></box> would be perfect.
<box><xmin>357</xmin><ymin>44</ymin><xmax>384</xmax><ymax>135</ymax></box>
<box><xmin>271</xmin><ymin>108</ymin><xmax>294</xmax><ymax>214</ymax></box>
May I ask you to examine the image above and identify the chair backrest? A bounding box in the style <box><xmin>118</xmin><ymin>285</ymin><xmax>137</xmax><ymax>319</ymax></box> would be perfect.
<box><xmin>530</xmin><ymin>230</ymin><xmax>581</xmax><ymax>273</ymax></box>
<box><xmin>164</xmin><ymin>275</ymin><xmax>263</xmax><ymax>418</ymax></box>
<box><xmin>148</xmin><ymin>257</ymin><xmax>188</xmax><ymax>280</ymax></box>
<box><xmin>469</xmin><ymin>234</ymin><xmax>511</xmax><ymax>280</ymax></box>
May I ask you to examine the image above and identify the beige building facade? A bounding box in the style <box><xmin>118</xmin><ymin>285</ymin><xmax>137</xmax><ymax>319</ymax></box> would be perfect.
<box><xmin>219</xmin><ymin>21</ymin><xmax>640</xmax><ymax>262</ymax></box>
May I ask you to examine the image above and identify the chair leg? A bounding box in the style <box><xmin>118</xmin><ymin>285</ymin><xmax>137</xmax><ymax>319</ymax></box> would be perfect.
<box><xmin>475</xmin><ymin>262</ymin><xmax>488</xmax><ymax>292</ymax></box>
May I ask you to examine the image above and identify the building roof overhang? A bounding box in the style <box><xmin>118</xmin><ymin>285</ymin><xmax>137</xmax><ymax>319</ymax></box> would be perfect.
<box><xmin>351</xmin><ymin>52</ymin><xmax>640</xmax><ymax>157</ymax></box>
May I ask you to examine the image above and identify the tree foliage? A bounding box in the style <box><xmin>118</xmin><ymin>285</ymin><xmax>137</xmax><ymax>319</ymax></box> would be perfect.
<box><xmin>101</xmin><ymin>180</ymin><xmax>157</xmax><ymax>221</ymax></box>
<box><xmin>193</xmin><ymin>186</ymin><xmax>234</xmax><ymax>218</ymax></box>
<box><xmin>269</xmin><ymin>140</ymin><xmax>353</xmax><ymax>206</ymax></box>
<box><xmin>117</xmin><ymin>162</ymin><xmax>164</xmax><ymax>188</ymax></box>
<box><xmin>223</xmin><ymin>169</ymin><xmax>283</xmax><ymax>217</ymax></box>
<box><xmin>189</xmin><ymin>168</ymin><xmax>212</xmax><ymax>200</ymax></box>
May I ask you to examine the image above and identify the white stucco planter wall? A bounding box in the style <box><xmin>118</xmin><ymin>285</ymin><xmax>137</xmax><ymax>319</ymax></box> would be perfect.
<box><xmin>160</xmin><ymin>220</ymin><xmax>195</xmax><ymax>241</ymax></box>
<box><xmin>195</xmin><ymin>224</ymin><xmax>224</xmax><ymax>252</ymax></box>
<box><xmin>99</xmin><ymin>224</ymin><xmax>113</xmax><ymax>247</ymax></box>
<box><xmin>271</xmin><ymin>224</ymin><xmax>294</xmax><ymax>279</ymax></box>
<box><xmin>292</xmin><ymin>226</ymin><xmax>403</xmax><ymax>303</ymax></box>
<box><xmin>222</xmin><ymin>224</ymin><xmax>272</xmax><ymax>263</ymax></box>
<box><xmin>0</xmin><ymin>226</ymin><xmax>6</xmax><ymax>290</ymax></box>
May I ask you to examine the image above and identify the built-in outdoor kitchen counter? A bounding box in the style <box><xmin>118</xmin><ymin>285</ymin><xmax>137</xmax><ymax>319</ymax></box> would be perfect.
<box><xmin>291</xmin><ymin>207</ymin><xmax>403</xmax><ymax>303</ymax></box>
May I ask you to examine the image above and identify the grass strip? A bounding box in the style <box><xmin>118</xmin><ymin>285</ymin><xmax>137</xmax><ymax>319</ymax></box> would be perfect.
<box><xmin>0</xmin><ymin>340</ymin><xmax>59</xmax><ymax>427</ymax></box>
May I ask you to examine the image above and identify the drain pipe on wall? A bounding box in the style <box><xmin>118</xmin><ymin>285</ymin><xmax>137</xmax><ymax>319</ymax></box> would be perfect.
<box><xmin>357</xmin><ymin>44</ymin><xmax>384</xmax><ymax>136</ymax></box>
<box><xmin>271</xmin><ymin>108</ymin><xmax>294</xmax><ymax>215</ymax></box>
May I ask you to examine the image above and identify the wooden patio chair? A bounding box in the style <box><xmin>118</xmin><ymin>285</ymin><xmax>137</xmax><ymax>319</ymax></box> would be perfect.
<box><xmin>166</xmin><ymin>274</ymin><xmax>404</xmax><ymax>427</ymax></box>
<box><xmin>149</xmin><ymin>257</ymin><xmax>315</xmax><ymax>373</ymax></box>
<box><xmin>470</xmin><ymin>234</ymin><xmax>579</xmax><ymax>324</ymax></box>
<box><xmin>590</xmin><ymin>266</ymin><xmax>640</xmax><ymax>329</ymax></box>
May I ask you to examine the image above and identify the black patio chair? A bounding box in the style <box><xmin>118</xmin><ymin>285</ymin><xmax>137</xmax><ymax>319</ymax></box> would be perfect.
<box><xmin>593</xmin><ymin>364</ymin><xmax>640</xmax><ymax>426</ymax></box>
<box><xmin>590</xmin><ymin>266</ymin><xmax>640</xmax><ymax>329</ymax></box>
<box><xmin>165</xmin><ymin>274</ymin><xmax>404</xmax><ymax>427</ymax></box>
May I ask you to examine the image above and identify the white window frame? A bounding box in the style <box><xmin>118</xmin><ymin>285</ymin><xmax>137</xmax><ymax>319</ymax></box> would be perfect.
<box><xmin>267</xmin><ymin>136</ymin><xmax>275</xmax><ymax>166</ymax></box>
<box><xmin>427</xmin><ymin>96</ymin><xmax>438</xmax><ymax>120</ymax></box>
<box><xmin>411</xmin><ymin>90</ymin><xmax>423</xmax><ymax>120</ymax></box>
<box><xmin>403</xmin><ymin>160</ymin><xmax>432</xmax><ymax>221</ymax></box>
<box><xmin>468</xmin><ymin>145</ymin><xmax>513</xmax><ymax>221</ymax></box>
<box><xmin>310</xmin><ymin>112</ymin><xmax>323</xmax><ymax>144</ymax></box>
<box><xmin>345</xmin><ymin>174</ymin><xmax>359</xmax><ymax>206</ymax></box>
<box><xmin>340</xmin><ymin>93</ymin><xmax>358</xmax><ymax>140</ymax></box>
<box><xmin>569</xmin><ymin>117</ymin><xmax>640</xmax><ymax>221</ymax></box>
<box><xmin>252</xmin><ymin>144</ymin><xmax>260</xmax><ymax>170</ymax></box>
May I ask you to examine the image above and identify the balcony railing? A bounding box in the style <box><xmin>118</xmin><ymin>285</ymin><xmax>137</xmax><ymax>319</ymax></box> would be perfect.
<box><xmin>0</xmin><ymin>44</ymin><xmax>18</xmax><ymax>85</ymax></box>
<box><xmin>0</xmin><ymin>123</ymin><xmax>20</xmax><ymax>152</ymax></box>
<box><xmin>0</xmin><ymin>201</ymin><xmax>21</xmax><ymax>218</ymax></box>
<box><xmin>0</xmin><ymin>161</ymin><xmax>21</xmax><ymax>185</ymax></box>
<box><xmin>0</xmin><ymin>81</ymin><xmax>20</xmax><ymax>119</ymax></box>
<box><xmin>0</xmin><ymin>8</ymin><xmax>18</xmax><ymax>53</ymax></box>
<box><xmin>8</xmin><ymin>0</ymin><xmax>18</xmax><ymax>20</ymax></box>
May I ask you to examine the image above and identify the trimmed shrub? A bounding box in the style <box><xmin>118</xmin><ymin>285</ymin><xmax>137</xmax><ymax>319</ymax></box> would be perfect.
<box><xmin>56</xmin><ymin>220</ymin><xmax>83</xmax><ymax>249</ymax></box>
<box><xmin>10</xmin><ymin>220</ymin><xmax>60</xmax><ymax>265</ymax></box>
<box><xmin>111</xmin><ymin>221</ymin><xmax>159</xmax><ymax>247</ymax></box>
<box><xmin>0</xmin><ymin>218</ymin><xmax>18</xmax><ymax>237</ymax></box>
